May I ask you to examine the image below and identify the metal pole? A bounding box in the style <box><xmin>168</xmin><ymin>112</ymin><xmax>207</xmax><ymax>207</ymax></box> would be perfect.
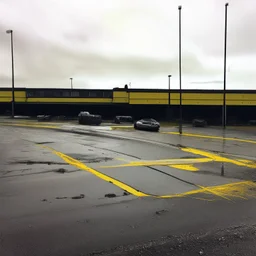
<box><xmin>70</xmin><ymin>78</ymin><xmax>73</xmax><ymax>90</ymax></box>
<box><xmin>6</xmin><ymin>30</ymin><xmax>15</xmax><ymax>118</ymax></box>
<box><xmin>178</xmin><ymin>6</ymin><xmax>182</xmax><ymax>134</ymax></box>
<box><xmin>10</xmin><ymin>32</ymin><xmax>15</xmax><ymax>118</ymax></box>
<box><xmin>168</xmin><ymin>75</ymin><xmax>171</xmax><ymax>106</ymax></box>
<box><xmin>223</xmin><ymin>3</ymin><xmax>229</xmax><ymax>129</ymax></box>
<box><xmin>167</xmin><ymin>75</ymin><xmax>171</xmax><ymax>121</ymax></box>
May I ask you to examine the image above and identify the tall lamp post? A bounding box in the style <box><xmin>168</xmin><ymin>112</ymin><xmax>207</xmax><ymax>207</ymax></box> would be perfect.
<box><xmin>70</xmin><ymin>77</ymin><xmax>73</xmax><ymax>90</ymax></box>
<box><xmin>168</xmin><ymin>75</ymin><xmax>172</xmax><ymax>120</ymax></box>
<box><xmin>178</xmin><ymin>6</ymin><xmax>182</xmax><ymax>135</ymax></box>
<box><xmin>6</xmin><ymin>29</ymin><xmax>15</xmax><ymax>118</ymax></box>
<box><xmin>223</xmin><ymin>3</ymin><xmax>229</xmax><ymax>129</ymax></box>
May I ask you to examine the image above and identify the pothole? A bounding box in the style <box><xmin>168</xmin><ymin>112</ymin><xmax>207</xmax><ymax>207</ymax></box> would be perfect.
<box><xmin>104</xmin><ymin>191</ymin><xmax>130</xmax><ymax>198</ymax></box>
<box><xmin>105</xmin><ymin>193</ymin><xmax>117</xmax><ymax>198</ymax></box>
<box><xmin>71</xmin><ymin>194</ymin><xmax>85</xmax><ymax>199</ymax></box>
<box><xmin>55</xmin><ymin>194</ymin><xmax>85</xmax><ymax>200</ymax></box>
<box><xmin>55</xmin><ymin>168</ymin><xmax>66</xmax><ymax>174</ymax></box>
<box><xmin>155</xmin><ymin>209</ymin><xmax>169</xmax><ymax>215</ymax></box>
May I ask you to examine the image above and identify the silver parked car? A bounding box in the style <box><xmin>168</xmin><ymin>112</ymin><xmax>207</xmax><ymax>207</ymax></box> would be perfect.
<box><xmin>134</xmin><ymin>118</ymin><xmax>160</xmax><ymax>132</ymax></box>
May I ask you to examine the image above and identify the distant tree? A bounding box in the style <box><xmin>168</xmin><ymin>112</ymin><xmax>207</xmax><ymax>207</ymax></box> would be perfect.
<box><xmin>124</xmin><ymin>84</ymin><xmax>128</xmax><ymax>90</ymax></box>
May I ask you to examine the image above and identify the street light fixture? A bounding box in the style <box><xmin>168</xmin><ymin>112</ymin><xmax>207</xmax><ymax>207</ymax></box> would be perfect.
<box><xmin>223</xmin><ymin>3</ymin><xmax>229</xmax><ymax>129</ymax></box>
<box><xmin>70</xmin><ymin>77</ymin><xmax>73</xmax><ymax>90</ymax></box>
<box><xmin>6</xmin><ymin>29</ymin><xmax>15</xmax><ymax>118</ymax></box>
<box><xmin>178</xmin><ymin>6</ymin><xmax>182</xmax><ymax>135</ymax></box>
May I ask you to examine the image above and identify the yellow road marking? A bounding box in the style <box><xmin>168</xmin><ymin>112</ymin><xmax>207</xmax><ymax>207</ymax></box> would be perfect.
<box><xmin>190</xmin><ymin>197</ymin><xmax>216</xmax><ymax>202</ymax></box>
<box><xmin>163</xmin><ymin>131</ymin><xmax>256</xmax><ymax>145</ymax></box>
<box><xmin>169</xmin><ymin>164</ymin><xmax>199</xmax><ymax>171</ymax></box>
<box><xmin>182</xmin><ymin>147</ymin><xmax>256</xmax><ymax>168</ymax></box>
<box><xmin>197</xmin><ymin>185</ymin><xmax>232</xmax><ymax>201</ymax></box>
<box><xmin>159</xmin><ymin>181</ymin><xmax>256</xmax><ymax>199</ymax></box>
<box><xmin>41</xmin><ymin>146</ymin><xmax>256</xmax><ymax>201</ymax></box>
<box><xmin>100</xmin><ymin>158</ymin><xmax>212</xmax><ymax>168</ymax></box>
<box><xmin>238</xmin><ymin>159</ymin><xmax>256</xmax><ymax>164</ymax></box>
<box><xmin>11</xmin><ymin>121</ymin><xmax>62</xmax><ymax>125</ymax></box>
<box><xmin>42</xmin><ymin>145</ymin><xmax>147</xmax><ymax>197</ymax></box>
<box><xmin>115</xmin><ymin>157</ymin><xmax>129</xmax><ymax>162</ymax></box>
<box><xmin>111</xmin><ymin>126</ymin><xmax>133</xmax><ymax>130</ymax></box>
<box><xmin>0</xmin><ymin>122</ymin><xmax>58</xmax><ymax>129</ymax></box>
<box><xmin>101</xmin><ymin>150</ymin><xmax>256</xmax><ymax>171</ymax></box>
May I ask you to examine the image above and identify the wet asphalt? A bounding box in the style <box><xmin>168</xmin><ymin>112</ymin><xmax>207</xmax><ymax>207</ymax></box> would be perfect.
<box><xmin>0</xmin><ymin>124</ymin><xmax>256</xmax><ymax>256</ymax></box>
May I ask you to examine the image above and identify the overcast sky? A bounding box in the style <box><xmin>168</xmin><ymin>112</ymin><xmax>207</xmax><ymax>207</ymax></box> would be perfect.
<box><xmin>1</xmin><ymin>0</ymin><xmax>256</xmax><ymax>90</ymax></box>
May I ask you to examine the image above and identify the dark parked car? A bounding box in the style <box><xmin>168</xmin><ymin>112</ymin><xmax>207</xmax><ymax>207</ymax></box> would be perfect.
<box><xmin>78</xmin><ymin>111</ymin><xmax>102</xmax><ymax>125</ymax></box>
<box><xmin>134</xmin><ymin>118</ymin><xmax>160</xmax><ymax>132</ymax></box>
<box><xmin>249</xmin><ymin>120</ymin><xmax>256</xmax><ymax>126</ymax></box>
<box><xmin>113</xmin><ymin>116</ymin><xmax>133</xmax><ymax>124</ymax></box>
<box><xmin>192</xmin><ymin>119</ymin><xmax>207</xmax><ymax>127</ymax></box>
<box><xmin>37</xmin><ymin>115</ymin><xmax>52</xmax><ymax>121</ymax></box>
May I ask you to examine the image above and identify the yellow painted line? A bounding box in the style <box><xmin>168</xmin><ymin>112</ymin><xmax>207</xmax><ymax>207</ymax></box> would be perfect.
<box><xmin>111</xmin><ymin>126</ymin><xmax>134</xmax><ymax>130</ymax></box>
<box><xmin>190</xmin><ymin>197</ymin><xmax>216</xmax><ymax>202</ymax></box>
<box><xmin>197</xmin><ymin>185</ymin><xmax>231</xmax><ymax>201</ymax></box>
<box><xmin>41</xmin><ymin>146</ymin><xmax>256</xmax><ymax>201</ymax></box>
<box><xmin>100</xmin><ymin>158</ymin><xmax>213</xmax><ymax>168</ymax></box>
<box><xmin>15</xmin><ymin>121</ymin><xmax>64</xmax><ymax>125</ymax></box>
<box><xmin>42</xmin><ymin>145</ymin><xmax>147</xmax><ymax>197</ymax></box>
<box><xmin>115</xmin><ymin>157</ymin><xmax>129</xmax><ymax>162</ymax></box>
<box><xmin>0</xmin><ymin>122</ymin><xmax>58</xmax><ymax>129</ymax></box>
<box><xmin>182</xmin><ymin>147</ymin><xmax>256</xmax><ymax>168</ymax></box>
<box><xmin>163</xmin><ymin>131</ymin><xmax>256</xmax><ymax>145</ymax></box>
<box><xmin>159</xmin><ymin>181</ymin><xmax>256</xmax><ymax>199</ymax></box>
<box><xmin>169</xmin><ymin>164</ymin><xmax>199</xmax><ymax>171</ymax></box>
<box><xmin>238</xmin><ymin>159</ymin><xmax>256</xmax><ymax>164</ymax></box>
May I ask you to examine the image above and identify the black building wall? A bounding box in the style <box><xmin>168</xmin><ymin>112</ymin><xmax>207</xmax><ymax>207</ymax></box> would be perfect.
<box><xmin>1</xmin><ymin>103</ymin><xmax>255</xmax><ymax>125</ymax></box>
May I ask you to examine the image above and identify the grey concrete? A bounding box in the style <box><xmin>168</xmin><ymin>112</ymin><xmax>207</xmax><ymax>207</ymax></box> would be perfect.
<box><xmin>0</xmin><ymin>125</ymin><xmax>256</xmax><ymax>256</ymax></box>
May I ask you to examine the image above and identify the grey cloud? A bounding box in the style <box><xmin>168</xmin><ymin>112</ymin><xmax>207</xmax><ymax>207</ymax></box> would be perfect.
<box><xmin>18</xmin><ymin>45</ymin><xmax>205</xmax><ymax>78</ymax></box>
<box><xmin>0</xmin><ymin>74</ymin><xmax>26</xmax><ymax>87</ymax></box>
<box><xmin>1</xmin><ymin>20</ymin><xmax>214</xmax><ymax>86</ymax></box>
<box><xmin>228</xmin><ymin>10</ymin><xmax>256</xmax><ymax>55</ymax></box>
<box><xmin>63</xmin><ymin>32</ymin><xmax>88</xmax><ymax>43</ymax></box>
<box><xmin>1</xmin><ymin>0</ymin><xmax>255</xmax><ymax>89</ymax></box>
<box><xmin>186</xmin><ymin>1</ymin><xmax>256</xmax><ymax>57</ymax></box>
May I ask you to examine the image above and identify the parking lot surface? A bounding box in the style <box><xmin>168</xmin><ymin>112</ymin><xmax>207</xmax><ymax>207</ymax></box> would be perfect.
<box><xmin>1</xmin><ymin>122</ymin><xmax>256</xmax><ymax>256</ymax></box>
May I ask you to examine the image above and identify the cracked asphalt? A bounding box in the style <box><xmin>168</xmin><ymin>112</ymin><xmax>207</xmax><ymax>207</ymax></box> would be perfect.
<box><xmin>0</xmin><ymin>123</ymin><xmax>256</xmax><ymax>256</ymax></box>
